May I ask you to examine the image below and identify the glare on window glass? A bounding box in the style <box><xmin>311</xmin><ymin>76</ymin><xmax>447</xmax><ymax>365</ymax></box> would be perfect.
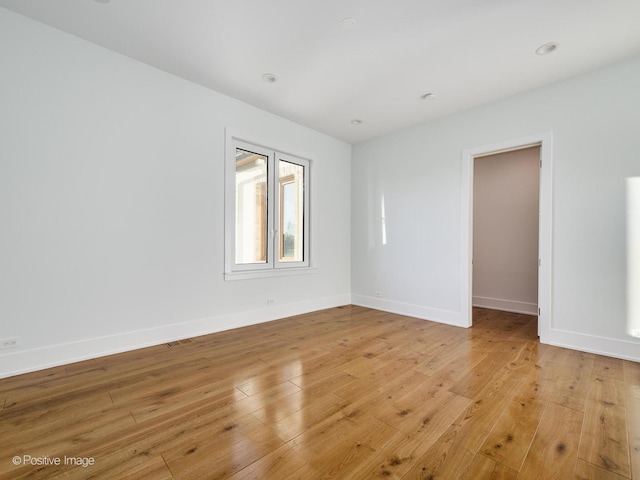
<box><xmin>235</xmin><ymin>149</ymin><xmax>268</xmax><ymax>264</ymax></box>
<box><xmin>279</xmin><ymin>161</ymin><xmax>304</xmax><ymax>262</ymax></box>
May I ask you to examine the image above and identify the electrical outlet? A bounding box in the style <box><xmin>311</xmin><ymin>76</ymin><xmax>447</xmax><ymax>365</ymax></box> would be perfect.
<box><xmin>267</xmin><ymin>299</ymin><xmax>275</xmax><ymax>305</ymax></box>
<box><xmin>1</xmin><ymin>337</ymin><xmax>21</xmax><ymax>349</ymax></box>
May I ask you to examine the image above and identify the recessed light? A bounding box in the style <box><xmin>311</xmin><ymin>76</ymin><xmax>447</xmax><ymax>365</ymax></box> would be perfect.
<box><xmin>351</xmin><ymin>119</ymin><xmax>363</xmax><ymax>125</ymax></box>
<box><xmin>421</xmin><ymin>93</ymin><xmax>437</xmax><ymax>100</ymax></box>
<box><xmin>93</xmin><ymin>0</ymin><xmax>111</xmax><ymax>3</ymax></box>
<box><xmin>535</xmin><ymin>42</ymin><xmax>559</xmax><ymax>56</ymax></box>
<box><xmin>340</xmin><ymin>17</ymin><xmax>357</xmax><ymax>30</ymax></box>
<box><xmin>261</xmin><ymin>73</ymin><xmax>277</xmax><ymax>83</ymax></box>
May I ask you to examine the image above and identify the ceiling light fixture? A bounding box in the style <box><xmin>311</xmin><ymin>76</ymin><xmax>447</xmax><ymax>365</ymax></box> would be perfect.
<box><xmin>535</xmin><ymin>42</ymin><xmax>559</xmax><ymax>56</ymax></box>
<box><xmin>421</xmin><ymin>93</ymin><xmax>437</xmax><ymax>100</ymax></box>
<box><xmin>93</xmin><ymin>0</ymin><xmax>111</xmax><ymax>4</ymax></box>
<box><xmin>340</xmin><ymin>17</ymin><xmax>357</xmax><ymax>30</ymax></box>
<box><xmin>261</xmin><ymin>73</ymin><xmax>277</xmax><ymax>83</ymax></box>
<box><xmin>351</xmin><ymin>119</ymin><xmax>363</xmax><ymax>125</ymax></box>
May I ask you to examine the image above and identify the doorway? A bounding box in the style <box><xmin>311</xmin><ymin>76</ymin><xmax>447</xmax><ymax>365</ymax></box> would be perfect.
<box><xmin>473</xmin><ymin>147</ymin><xmax>540</xmax><ymax>316</ymax></box>
<box><xmin>460</xmin><ymin>132</ymin><xmax>553</xmax><ymax>340</ymax></box>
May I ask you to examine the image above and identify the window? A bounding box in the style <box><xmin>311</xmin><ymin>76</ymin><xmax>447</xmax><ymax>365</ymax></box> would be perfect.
<box><xmin>225</xmin><ymin>133</ymin><xmax>311</xmax><ymax>278</ymax></box>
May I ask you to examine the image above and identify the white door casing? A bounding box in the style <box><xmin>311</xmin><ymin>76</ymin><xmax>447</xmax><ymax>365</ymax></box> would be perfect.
<box><xmin>460</xmin><ymin>132</ymin><xmax>553</xmax><ymax>341</ymax></box>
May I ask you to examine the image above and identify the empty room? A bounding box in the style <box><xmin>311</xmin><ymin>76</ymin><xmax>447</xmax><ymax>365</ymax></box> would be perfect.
<box><xmin>1</xmin><ymin>1</ymin><xmax>639</xmax><ymax>479</ymax></box>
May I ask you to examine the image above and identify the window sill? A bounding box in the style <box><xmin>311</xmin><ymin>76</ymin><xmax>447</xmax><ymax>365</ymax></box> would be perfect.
<box><xmin>224</xmin><ymin>266</ymin><xmax>318</xmax><ymax>281</ymax></box>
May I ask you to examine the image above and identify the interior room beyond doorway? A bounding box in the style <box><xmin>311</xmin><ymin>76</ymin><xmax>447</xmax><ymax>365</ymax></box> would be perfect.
<box><xmin>472</xmin><ymin>146</ymin><xmax>541</xmax><ymax>316</ymax></box>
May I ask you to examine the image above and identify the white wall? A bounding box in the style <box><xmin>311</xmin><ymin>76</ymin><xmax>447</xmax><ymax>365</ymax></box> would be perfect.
<box><xmin>0</xmin><ymin>8</ymin><xmax>352</xmax><ymax>378</ymax></box>
<box><xmin>2</xmin><ymin>9</ymin><xmax>639</xmax><ymax>378</ymax></box>
<box><xmin>473</xmin><ymin>147</ymin><xmax>539</xmax><ymax>315</ymax></box>
<box><xmin>352</xmin><ymin>54</ymin><xmax>640</xmax><ymax>361</ymax></box>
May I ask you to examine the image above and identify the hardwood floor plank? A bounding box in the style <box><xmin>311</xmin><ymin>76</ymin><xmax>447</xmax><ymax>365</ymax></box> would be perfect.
<box><xmin>414</xmin><ymin>337</ymin><xmax>478</xmax><ymax>378</ymax></box>
<box><xmin>517</xmin><ymin>402</ymin><xmax>584</xmax><ymax>480</ymax></box>
<box><xmin>282</xmin><ymin>462</ymin><xmax>322</xmax><ymax>480</ymax></box>
<box><xmin>116</xmin><ymin>455</ymin><xmax>174</xmax><ymax>480</ymax></box>
<box><xmin>1</xmin><ymin>407</ymin><xmax>139</xmax><ymax>480</ymax></box>
<box><xmin>227</xmin><ymin>444</ymin><xmax>306</xmax><ymax>480</ymax></box>
<box><xmin>624</xmin><ymin>360</ymin><xmax>640</xmax><ymax>479</ymax></box>
<box><xmin>4</xmin><ymin>354</ymin><xmax>212</xmax><ymax>412</ymax></box>
<box><xmin>626</xmin><ymin>392</ymin><xmax>640</xmax><ymax>480</ymax></box>
<box><xmin>3</xmin><ymin>402</ymin><xmax>138</xmax><ymax>463</ymax></box>
<box><xmin>398</xmin><ymin>425</ymin><xmax>476</xmax><ymax>480</ymax></box>
<box><xmin>376</xmin><ymin>345</ymin><xmax>443</xmax><ymax>368</ymax></box>
<box><xmin>235</xmin><ymin>375</ymin><xmax>301</xmax><ymax>398</ymax></box>
<box><xmin>271</xmin><ymin>392</ymin><xmax>351</xmax><ymax>443</ymax></box>
<box><xmin>376</xmin><ymin>365</ymin><xmax>520</xmax><ymax>480</ymax></box>
<box><xmin>289</xmin><ymin>369</ymin><xmax>358</xmax><ymax>398</ymax></box>
<box><xmin>574</xmin><ymin>458</ymin><xmax>630</xmax><ymax>480</ymax></box>
<box><xmin>1</xmin><ymin>392</ymin><xmax>115</xmax><ymax>445</ymax></box>
<box><xmin>64</xmin><ymin>451</ymin><xmax>173</xmax><ymax>480</ymax></box>
<box><xmin>459</xmin><ymin>454</ymin><xmax>518</xmax><ymax>480</ymax></box>
<box><xmin>130</xmin><ymin>381</ymin><xmax>247</xmax><ymax>424</ymax></box>
<box><xmin>447</xmin><ymin>364</ymin><xmax>525</xmax><ymax>454</ymax></box>
<box><xmin>163</xmin><ymin>416</ymin><xmax>284</xmax><ymax>480</ymax></box>
<box><xmin>592</xmin><ymin>355</ymin><xmax>625</xmax><ymax>381</ymax></box>
<box><xmin>542</xmin><ymin>352</ymin><xmax>594</xmax><ymax>412</ymax></box>
<box><xmin>0</xmin><ymin>307</ymin><xmax>636</xmax><ymax>479</ymax></box>
<box><xmin>449</xmin><ymin>351</ymin><xmax>514</xmax><ymax>398</ymax></box>
<box><xmin>478</xmin><ymin>396</ymin><xmax>547</xmax><ymax>471</ymax></box>
<box><xmin>502</xmin><ymin>366</ymin><xmax>550</xmax><ymax>415</ymax></box>
<box><xmin>369</xmin><ymin>374</ymin><xmax>459</xmax><ymax>430</ymax></box>
<box><xmin>351</xmin><ymin>391</ymin><xmax>472</xmax><ymax>479</ymax></box>
<box><xmin>623</xmin><ymin>359</ymin><xmax>640</xmax><ymax>391</ymax></box>
<box><xmin>578</xmin><ymin>376</ymin><xmax>631</xmax><ymax>477</ymax></box>
<box><xmin>0</xmin><ymin>365</ymin><xmax>67</xmax><ymax>395</ymax></box>
<box><xmin>108</xmin><ymin>357</ymin><xmax>230</xmax><ymax>405</ymax></box>
<box><xmin>333</xmin><ymin>359</ymin><xmax>419</xmax><ymax>403</ymax></box>
<box><xmin>283</xmin><ymin>367</ymin><xmax>422</xmax><ymax>450</ymax></box>
<box><xmin>298</xmin><ymin>414</ymin><xmax>397</xmax><ymax>478</ymax></box>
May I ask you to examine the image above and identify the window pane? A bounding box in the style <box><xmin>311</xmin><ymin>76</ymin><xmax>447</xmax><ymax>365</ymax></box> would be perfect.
<box><xmin>279</xmin><ymin>160</ymin><xmax>304</xmax><ymax>262</ymax></box>
<box><xmin>235</xmin><ymin>148</ymin><xmax>268</xmax><ymax>264</ymax></box>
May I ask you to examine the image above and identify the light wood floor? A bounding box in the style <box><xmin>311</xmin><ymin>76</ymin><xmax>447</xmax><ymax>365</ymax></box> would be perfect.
<box><xmin>1</xmin><ymin>306</ymin><xmax>638</xmax><ymax>479</ymax></box>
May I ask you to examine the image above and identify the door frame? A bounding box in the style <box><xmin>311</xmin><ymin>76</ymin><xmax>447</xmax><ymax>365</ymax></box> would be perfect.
<box><xmin>460</xmin><ymin>132</ymin><xmax>553</xmax><ymax>341</ymax></box>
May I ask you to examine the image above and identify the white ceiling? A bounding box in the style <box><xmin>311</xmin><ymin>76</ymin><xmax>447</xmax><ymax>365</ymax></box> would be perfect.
<box><xmin>2</xmin><ymin>0</ymin><xmax>640</xmax><ymax>144</ymax></box>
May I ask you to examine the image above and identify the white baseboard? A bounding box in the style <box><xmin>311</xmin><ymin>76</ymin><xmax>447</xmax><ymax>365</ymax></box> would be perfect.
<box><xmin>543</xmin><ymin>327</ymin><xmax>640</xmax><ymax>363</ymax></box>
<box><xmin>0</xmin><ymin>294</ymin><xmax>351</xmax><ymax>379</ymax></box>
<box><xmin>351</xmin><ymin>294</ymin><xmax>466</xmax><ymax>327</ymax></box>
<box><xmin>352</xmin><ymin>295</ymin><xmax>639</xmax><ymax>363</ymax></box>
<box><xmin>3</xmin><ymin>294</ymin><xmax>637</xmax><ymax>379</ymax></box>
<box><xmin>472</xmin><ymin>296</ymin><xmax>538</xmax><ymax>315</ymax></box>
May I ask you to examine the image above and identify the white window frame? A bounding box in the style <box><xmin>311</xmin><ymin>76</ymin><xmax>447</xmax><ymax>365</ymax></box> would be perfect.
<box><xmin>224</xmin><ymin>130</ymin><xmax>313</xmax><ymax>280</ymax></box>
